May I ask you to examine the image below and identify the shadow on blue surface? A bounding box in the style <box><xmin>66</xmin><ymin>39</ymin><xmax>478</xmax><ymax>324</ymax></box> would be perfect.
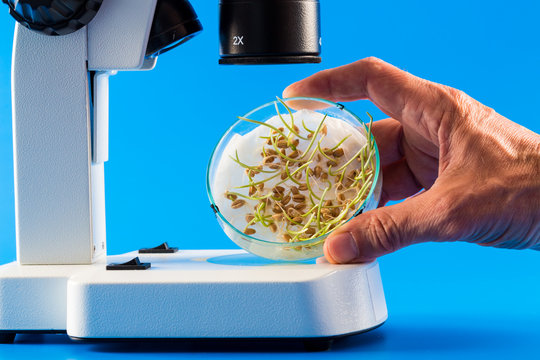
<box><xmin>6</xmin><ymin>318</ymin><xmax>531</xmax><ymax>356</ymax></box>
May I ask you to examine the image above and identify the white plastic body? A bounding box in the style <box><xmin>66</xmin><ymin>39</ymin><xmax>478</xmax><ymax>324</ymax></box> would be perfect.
<box><xmin>0</xmin><ymin>250</ymin><xmax>387</xmax><ymax>338</ymax></box>
<box><xmin>11</xmin><ymin>0</ymin><xmax>157</xmax><ymax>265</ymax></box>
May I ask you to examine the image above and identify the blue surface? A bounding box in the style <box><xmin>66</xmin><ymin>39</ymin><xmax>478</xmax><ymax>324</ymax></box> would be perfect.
<box><xmin>0</xmin><ymin>1</ymin><xmax>539</xmax><ymax>359</ymax></box>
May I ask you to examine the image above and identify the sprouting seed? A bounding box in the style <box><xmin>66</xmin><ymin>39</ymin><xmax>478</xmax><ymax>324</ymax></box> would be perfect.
<box><xmin>277</xmin><ymin>140</ymin><xmax>288</xmax><ymax>148</ymax></box>
<box><xmin>281</xmin><ymin>194</ymin><xmax>291</xmax><ymax>205</ymax></box>
<box><xmin>263</xmin><ymin>156</ymin><xmax>276</xmax><ymax>164</ymax></box>
<box><xmin>333</xmin><ymin>148</ymin><xmax>344</xmax><ymax>157</ymax></box>
<box><xmin>314</xmin><ymin>165</ymin><xmax>322</xmax><ymax>178</ymax></box>
<box><xmin>245</xmin><ymin>214</ymin><xmax>255</xmax><ymax>223</ymax></box>
<box><xmin>231</xmin><ymin>199</ymin><xmax>246</xmax><ymax>209</ymax></box>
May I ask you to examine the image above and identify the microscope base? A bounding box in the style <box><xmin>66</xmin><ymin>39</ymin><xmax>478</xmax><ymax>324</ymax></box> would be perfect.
<box><xmin>0</xmin><ymin>250</ymin><xmax>387</xmax><ymax>341</ymax></box>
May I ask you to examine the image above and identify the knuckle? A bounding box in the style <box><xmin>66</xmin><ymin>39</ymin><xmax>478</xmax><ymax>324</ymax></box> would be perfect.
<box><xmin>365</xmin><ymin>212</ymin><xmax>401</xmax><ymax>254</ymax></box>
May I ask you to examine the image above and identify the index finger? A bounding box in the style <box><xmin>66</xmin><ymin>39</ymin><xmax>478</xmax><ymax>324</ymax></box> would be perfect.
<box><xmin>283</xmin><ymin>57</ymin><xmax>455</xmax><ymax>137</ymax></box>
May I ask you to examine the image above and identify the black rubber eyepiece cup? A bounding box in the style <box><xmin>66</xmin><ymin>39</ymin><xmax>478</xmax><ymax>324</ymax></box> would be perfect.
<box><xmin>146</xmin><ymin>0</ymin><xmax>203</xmax><ymax>57</ymax></box>
<box><xmin>2</xmin><ymin>0</ymin><xmax>103</xmax><ymax>36</ymax></box>
<box><xmin>219</xmin><ymin>0</ymin><xmax>321</xmax><ymax>65</ymax></box>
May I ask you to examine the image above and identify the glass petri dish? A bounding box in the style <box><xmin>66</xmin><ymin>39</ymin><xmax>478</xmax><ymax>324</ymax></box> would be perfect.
<box><xmin>207</xmin><ymin>97</ymin><xmax>382</xmax><ymax>261</ymax></box>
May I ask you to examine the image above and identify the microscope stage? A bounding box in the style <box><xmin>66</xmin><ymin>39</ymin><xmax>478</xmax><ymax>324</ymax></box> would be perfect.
<box><xmin>0</xmin><ymin>250</ymin><xmax>387</xmax><ymax>341</ymax></box>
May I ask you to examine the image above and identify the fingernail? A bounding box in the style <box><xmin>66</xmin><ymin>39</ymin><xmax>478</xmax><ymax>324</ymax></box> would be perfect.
<box><xmin>327</xmin><ymin>233</ymin><xmax>359</xmax><ymax>263</ymax></box>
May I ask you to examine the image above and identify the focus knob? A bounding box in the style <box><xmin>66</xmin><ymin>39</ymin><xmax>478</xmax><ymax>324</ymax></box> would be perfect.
<box><xmin>2</xmin><ymin>0</ymin><xmax>103</xmax><ymax>36</ymax></box>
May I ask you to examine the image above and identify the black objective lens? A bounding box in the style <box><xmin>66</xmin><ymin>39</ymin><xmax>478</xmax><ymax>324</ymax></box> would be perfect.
<box><xmin>146</xmin><ymin>0</ymin><xmax>203</xmax><ymax>57</ymax></box>
<box><xmin>219</xmin><ymin>0</ymin><xmax>321</xmax><ymax>65</ymax></box>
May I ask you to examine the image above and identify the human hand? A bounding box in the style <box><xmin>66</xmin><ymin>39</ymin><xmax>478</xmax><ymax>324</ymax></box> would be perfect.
<box><xmin>283</xmin><ymin>57</ymin><xmax>540</xmax><ymax>263</ymax></box>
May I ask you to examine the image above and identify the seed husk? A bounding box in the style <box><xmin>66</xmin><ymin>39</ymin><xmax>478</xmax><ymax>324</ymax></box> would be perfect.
<box><xmin>287</xmin><ymin>207</ymin><xmax>300</xmax><ymax>217</ymax></box>
<box><xmin>226</xmin><ymin>193</ymin><xmax>237</xmax><ymax>201</ymax></box>
<box><xmin>307</xmin><ymin>133</ymin><xmax>313</xmax><ymax>139</ymax></box>
<box><xmin>272</xmin><ymin>205</ymin><xmax>282</xmax><ymax>213</ymax></box>
<box><xmin>268</xmin><ymin>163</ymin><xmax>281</xmax><ymax>170</ymax></box>
<box><xmin>305</xmin><ymin>227</ymin><xmax>316</xmax><ymax>236</ymax></box>
<box><xmin>249</xmin><ymin>186</ymin><xmax>256</xmax><ymax>196</ymax></box>
<box><xmin>280</xmin><ymin>172</ymin><xmax>288</xmax><ymax>180</ymax></box>
<box><xmin>293</xmin><ymin>124</ymin><xmax>299</xmax><ymax>133</ymax></box>
<box><xmin>292</xmin><ymin>216</ymin><xmax>303</xmax><ymax>224</ymax></box>
<box><xmin>327</xmin><ymin>160</ymin><xmax>338</xmax><ymax>167</ymax></box>
<box><xmin>343</xmin><ymin>178</ymin><xmax>354</xmax><ymax>187</ymax></box>
<box><xmin>257</xmin><ymin>183</ymin><xmax>265</xmax><ymax>191</ymax></box>
<box><xmin>333</xmin><ymin>148</ymin><xmax>344</xmax><ymax>157</ymax></box>
<box><xmin>320</xmin><ymin>173</ymin><xmax>328</xmax><ymax>181</ymax></box>
<box><xmin>337</xmin><ymin>193</ymin><xmax>345</xmax><ymax>202</ymax></box>
<box><xmin>245</xmin><ymin>214</ymin><xmax>255</xmax><ymax>223</ymax></box>
<box><xmin>322</xmin><ymin>212</ymin><xmax>333</xmax><ymax>220</ymax></box>
<box><xmin>263</xmin><ymin>156</ymin><xmax>276</xmax><ymax>164</ymax></box>
<box><xmin>244</xmin><ymin>228</ymin><xmax>256</xmax><ymax>235</ymax></box>
<box><xmin>348</xmin><ymin>169</ymin><xmax>359</xmax><ymax>178</ymax></box>
<box><xmin>283</xmin><ymin>234</ymin><xmax>292</xmax><ymax>242</ymax></box>
<box><xmin>277</xmin><ymin>140</ymin><xmax>288</xmax><ymax>148</ymax></box>
<box><xmin>289</xmin><ymin>150</ymin><xmax>300</xmax><ymax>159</ymax></box>
<box><xmin>292</xmin><ymin>138</ymin><xmax>300</xmax><ymax>148</ymax></box>
<box><xmin>298</xmin><ymin>184</ymin><xmax>308</xmax><ymax>191</ymax></box>
<box><xmin>231</xmin><ymin>199</ymin><xmax>246</xmax><ymax>209</ymax></box>
<box><xmin>291</xmin><ymin>186</ymin><xmax>299</xmax><ymax>195</ymax></box>
<box><xmin>269</xmin><ymin>223</ymin><xmax>278</xmax><ymax>233</ymax></box>
<box><xmin>272</xmin><ymin>214</ymin><xmax>284</xmax><ymax>222</ymax></box>
<box><xmin>266</xmin><ymin>148</ymin><xmax>278</xmax><ymax>156</ymax></box>
<box><xmin>292</xmin><ymin>194</ymin><xmax>306</xmax><ymax>203</ymax></box>
<box><xmin>294</xmin><ymin>203</ymin><xmax>306</xmax><ymax>211</ymax></box>
<box><xmin>281</xmin><ymin>194</ymin><xmax>291</xmax><ymax>205</ymax></box>
<box><xmin>321</xmin><ymin>124</ymin><xmax>328</xmax><ymax>136</ymax></box>
<box><xmin>314</xmin><ymin>165</ymin><xmax>322</xmax><ymax>178</ymax></box>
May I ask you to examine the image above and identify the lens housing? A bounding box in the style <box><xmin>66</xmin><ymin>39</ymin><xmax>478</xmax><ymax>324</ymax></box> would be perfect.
<box><xmin>146</xmin><ymin>0</ymin><xmax>203</xmax><ymax>57</ymax></box>
<box><xmin>219</xmin><ymin>0</ymin><xmax>321</xmax><ymax>65</ymax></box>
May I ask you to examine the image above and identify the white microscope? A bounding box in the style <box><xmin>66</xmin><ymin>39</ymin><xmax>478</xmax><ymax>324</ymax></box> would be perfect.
<box><xmin>0</xmin><ymin>0</ymin><xmax>387</xmax><ymax>350</ymax></box>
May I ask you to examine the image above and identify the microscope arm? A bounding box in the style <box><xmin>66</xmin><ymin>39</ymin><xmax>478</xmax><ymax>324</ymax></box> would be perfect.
<box><xmin>13</xmin><ymin>0</ymin><xmax>158</xmax><ymax>265</ymax></box>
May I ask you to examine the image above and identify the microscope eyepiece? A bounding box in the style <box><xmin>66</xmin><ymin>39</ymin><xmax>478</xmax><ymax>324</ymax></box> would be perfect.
<box><xmin>146</xmin><ymin>0</ymin><xmax>203</xmax><ymax>57</ymax></box>
<box><xmin>219</xmin><ymin>0</ymin><xmax>321</xmax><ymax>65</ymax></box>
<box><xmin>2</xmin><ymin>0</ymin><xmax>103</xmax><ymax>36</ymax></box>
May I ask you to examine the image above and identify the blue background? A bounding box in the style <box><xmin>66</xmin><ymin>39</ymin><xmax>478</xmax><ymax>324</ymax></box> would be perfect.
<box><xmin>0</xmin><ymin>0</ymin><xmax>539</xmax><ymax>359</ymax></box>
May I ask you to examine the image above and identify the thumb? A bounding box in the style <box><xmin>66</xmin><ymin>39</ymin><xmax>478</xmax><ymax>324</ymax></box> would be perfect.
<box><xmin>324</xmin><ymin>189</ymin><xmax>451</xmax><ymax>263</ymax></box>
